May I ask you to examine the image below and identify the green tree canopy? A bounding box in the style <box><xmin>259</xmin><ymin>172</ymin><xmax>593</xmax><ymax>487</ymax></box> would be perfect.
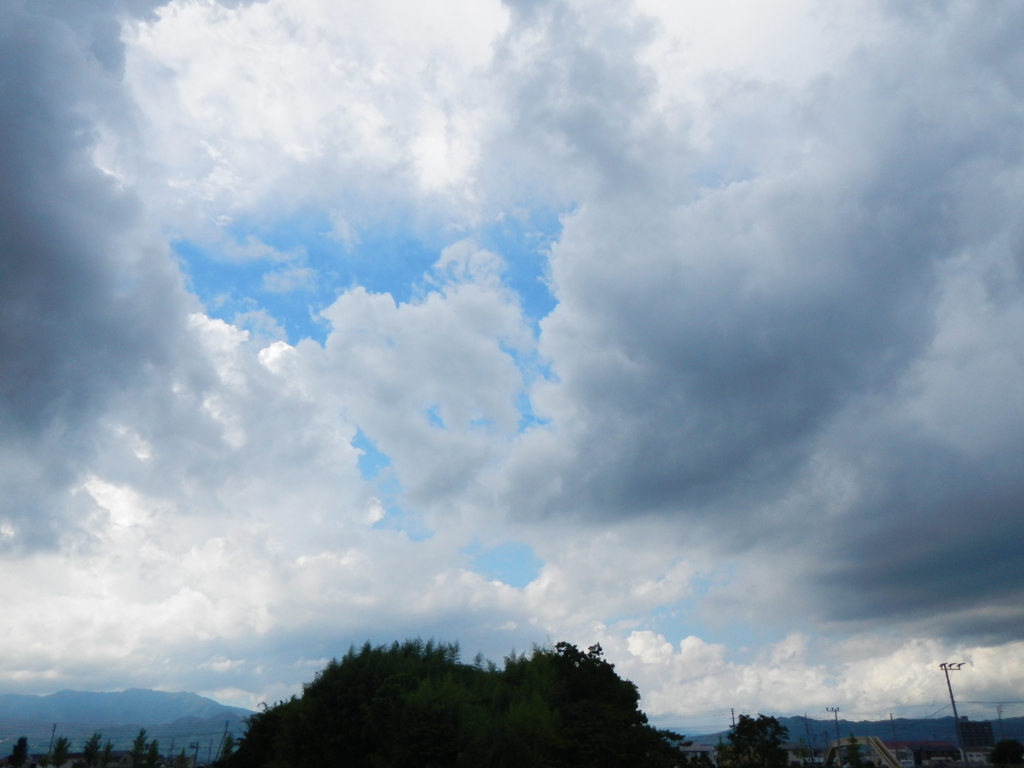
<box><xmin>51</xmin><ymin>736</ymin><xmax>71</xmax><ymax>768</ymax></box>
<box><xmin>226</xmin><ymin>638</ymin><xmax>679</xmax><ymax>768</ymax></box>
<box><xmin>722</xmin><ymin>714</ymin><xmax>789</xmax><ymax>768</ymax></box>
<box><xmin>993</xmin><ymin>740</ymin><xmax>1024</xmax><ymax>766</ymax></box>
<box><xmin>845</xmin><ymin>734</ymin><xmax>864</xmax><ymax>768</ymax></box>
<box><xmin>221</xmin><ymin>733</ymin><xmax>236</xmax><ymax>762</ymax></box>
<box><xmin>145</xmin><ymin>739</ymin><xmax>160</xmax><ymax>768</ymax></box>
<box><xmin>83</xmin><ymin>732</ymin><xmax>103</xmax><ymax>767</ymax></box>
<box><xmin>9</xmin><ymin>736</ymin><xmax>28</xmax><ymax>767</ymax></box>
<box><xmin>130</xmin><ymin>728</ymin><xmax>149</xmax><ymax>767</ymax></box>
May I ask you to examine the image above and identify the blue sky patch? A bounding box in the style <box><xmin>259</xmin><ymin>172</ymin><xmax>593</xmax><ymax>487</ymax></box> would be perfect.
<box><xmin>642</xmin><ymin>601</ymin><xmax>786</xmax><ymax>662</ymax></box>
<box><xmin>173</xmin><ymin>205</ymin><xmax>566</xmax><ymax>346</ymax></box>
<box><xmin>515</xmin><ymin>391</ymin><xmax>550</xmax><ymax>432</ymax></box>
<box><xmin>351</xmin><ymin>431</ymin><xmax>418</xmax><ymax>538</ymax></box>
<box><xmin>371</xmin><ymin>504</ymin><xmax>433</xmax><ymax>542</ymax></box>
<box><xmin>424</xmin><ymin>405</ymin><xmax>445</xmax><ymax>429</ymax></box>
<box><xmin>352</xmin><ymin>429</ymin><xmax>391</xmax><ymax>480</ymax></box>
<box><xmin>466</xmin><ymin>541</ymin><xmax>543</xmax><ymax>588</ymax></box>
<box><xmin>478</xmin><ymin>208</ymin><xmax>562</xmax><ymax>328</ymax></box>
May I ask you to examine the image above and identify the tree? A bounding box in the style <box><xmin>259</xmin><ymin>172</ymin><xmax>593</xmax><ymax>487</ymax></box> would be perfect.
<box><xmin>221</xmin><ymin>734</ymin><xmax>236</xmax><ymax>761</ymax></box>
<box><xmin>145</xmin><ymin>739</ymin><xmax>160</xmax><ymax>768</ymax></box>
<box><xmin>51</xmin><ymin>736</ymin><xmax>71</xmax><ymax>768</ymax></box>
<box><xmin>174</xmin><ymin>749</ymin><xmax>190</xmax><ymax>768</ymax></box>
<box><xmin>130</xmin><ymin>728</ymin><xmax>149</xmax><ymax>767</ymax></box>
<box><xmin>9</xmin><ymin>737</ymin><xmax>28</xmax><ymax>767</ymax></box>
<box><xmin>793</xmin><ymin>739</ymin><xmax>809</xmax><ymax>760</ymax></box>
<box><xmin>725</xmin><ymin>714</ymin><xmax>790</xmax><ymax>768</ymax></box>
<box><xmin>992</xmin><ymin>741</ymin><xmax>1024</xmax><ymax>766</ymax></box>
<box><xmin>83</xmin><ymin>733</ymin><xmax>103</xmax><ymax>767</ymax></box>
<box><xmin>226</xmin><ymin>637</ymin><xmax>679</xmax><ymax>768</ymax></box>
<box><xmin>845</xmin><ymin>735</ymin><xmax>864</xmax><ymax>768</ymax></box>
<box><xmin>100</xmin><ymin>740</ymin><xmax>114</xmax><ymax>767</ymax></box>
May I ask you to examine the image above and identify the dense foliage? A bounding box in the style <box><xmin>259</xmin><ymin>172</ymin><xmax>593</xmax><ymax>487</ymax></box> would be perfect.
<box><xmin>225</xmin><ymin>639</ymin><xmax>681</xmax><ymax>768</ymax></box>
<box><xmin>8</xmin><ymin>737</ymin><xmax>27</xmax><ymax>767</ymax></box>
<box><xmin>993</xmin><ymin>740</ymin><xmax>1024</xmax><ymax>766</ymax></box>
<box><xmin>718</xmin><ymin>714</ymin><xmax>789</xmax><ymax>768</ymax></box>
<box><xmin>83</xmin><ymin>733</ymin><xmax>102</xmax><ymax>766</ymax></box>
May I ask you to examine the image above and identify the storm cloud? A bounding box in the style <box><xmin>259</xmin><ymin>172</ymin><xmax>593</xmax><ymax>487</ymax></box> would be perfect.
<box><xmin>498</xmin><ymin>0</ymin><xmax>1024</xmax><ymax>636</ymax></box>
<box><xmin>0</xmin><ymin>0</ymin><xmax>189</xmax><ymax>546</ymax></box>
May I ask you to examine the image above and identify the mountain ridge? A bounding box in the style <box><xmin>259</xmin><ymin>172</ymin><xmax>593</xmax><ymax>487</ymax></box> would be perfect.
<box><xmin>687</xmin><ymin>714</ymin><xmax>1024</xmax><ymax>747</ymax></box>
<box><xmin>0</xmin><ymin>688</ymin><xmax>252</xmax><ymax>727</ymax></box>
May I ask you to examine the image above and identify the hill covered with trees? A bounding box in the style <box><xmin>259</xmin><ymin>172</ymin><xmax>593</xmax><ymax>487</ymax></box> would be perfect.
<box><xmin>225</xmin><ymin>639</ymin><xmax>681</xmax><ymax>768</ymax></box>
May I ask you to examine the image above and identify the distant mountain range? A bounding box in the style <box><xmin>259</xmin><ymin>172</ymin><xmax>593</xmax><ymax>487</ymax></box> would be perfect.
<box><xmin>0</xmin><ymin>689</ymin><xmax>254</xmax><ymax>755</ymax></box>
<box><xmin>0</xmin><ymin>688</ymin><xmax>251</xmax><ymax>726</ymax></box>
<box><xmin>688</xmin><ymin>715</ymin><xmax>1024</xmax><ymax>747</ymax></box>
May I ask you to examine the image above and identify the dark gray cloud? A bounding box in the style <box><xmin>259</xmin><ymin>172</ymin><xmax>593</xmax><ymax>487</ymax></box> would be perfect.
<box><xmin>807</xmin><ymin>416</ymin><xmax>1024</xmax><ymax>639</ymax></box>
<box><xmin>0</xmin><ymin>1</ymin><xmax>190</xmax><ymax>543</ymax></box>
<box><xmin>496</xmin><ymin>0</ymin><xmax>1024</xmax><ymax>636</ymax></box>
<box><xmin>481</xmin><ymin>0</ymin><xmax>661</xmax><ymax>209</ymax></box>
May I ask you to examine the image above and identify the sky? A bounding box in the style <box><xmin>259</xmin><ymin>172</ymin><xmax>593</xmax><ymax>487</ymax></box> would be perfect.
<box><xmin>2</xmin><ymin>0</ymin><xmax>1024</xmax><ymax>735</ymax></box>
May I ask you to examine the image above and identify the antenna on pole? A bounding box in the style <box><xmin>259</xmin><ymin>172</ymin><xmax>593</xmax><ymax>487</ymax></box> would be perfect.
<box><xmin>890</xmin><ymin>713</ymin><xmax>900</xmax><ymax>764</ymax></box>
<box><xmin>805</xmin><ymin>713</ymin><xmax>815</xmax><ymax>762</ymax></box>
<box><xmin>940</xmin><ymin>662</ymin><xmax>966</xmax><ymax>766</ymax></box>
<box><xmin>827</xmin><ymin>708</ymin><xmax>841</xmax><ymax>767</ymax></box>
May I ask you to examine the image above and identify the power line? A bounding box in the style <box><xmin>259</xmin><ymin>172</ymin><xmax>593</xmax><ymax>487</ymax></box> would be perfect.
<box><xmin>966</xmin><ymin>639</ymin><xmax>1024</xmax><ymax>663</ymax></box>
<box><xmin>961</xmin><ymin>700</ymin><xmax>1024</xmax><ymax>704</ymax></box>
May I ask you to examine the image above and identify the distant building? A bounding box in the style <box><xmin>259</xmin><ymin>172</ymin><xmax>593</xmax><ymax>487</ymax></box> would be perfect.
<box><xmin>783</xmin><ymin>741</ymin><xmax>824</xmax><ymax>766</ymax></box>
<box><xmin>677</xmin><ymin>743</ymin><xmax>719</xmax><ymax>765</ymax></box>
<box><xmin>882</xmin><ymin>741</ymin><xmax>960</xmax><ymax>766</ymax></box>
<box><xmin>960</xmin><ymin>719</ymin><xmax>995</xmax><ymax>749</ymax></box>
<box><xmin>664</xmin><ymin>736</ymin><xmax>718</xmax><ymax>766</ymax></box>
<box><xmin>964</xmin><ymin>748</ymin><xmax>992</xmax><ymax>765</ymax></box>
<box><xmin>886</xmin><ymin>744</ymin><xmax>915</xmax><ymax>768</ymax></box>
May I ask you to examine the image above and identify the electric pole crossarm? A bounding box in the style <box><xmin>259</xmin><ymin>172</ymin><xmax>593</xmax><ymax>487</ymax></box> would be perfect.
<box><xmin>940</xmin><ymin>662</ymin><xmax>966</xmax><ymax>766</ymax></box>
<box><xmin>827</xmin><ymin>708</ymin><xmax>841</xmax><ymax>768</ymax></box>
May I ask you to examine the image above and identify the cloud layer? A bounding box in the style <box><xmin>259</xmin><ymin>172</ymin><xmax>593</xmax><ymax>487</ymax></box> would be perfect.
<box><xmin>1</xmin><ymin>0</ymin><xmax>1023</xmax><ymax>722</ymax></box>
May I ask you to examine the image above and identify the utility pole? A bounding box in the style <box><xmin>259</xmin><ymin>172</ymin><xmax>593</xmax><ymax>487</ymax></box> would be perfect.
<box><xmin>805</xmin><ymin>713</ymin><xmax>816</xmax><ymax>761</ymax></box>
<box><xmin>48</xmin><ymin>723</ymin><xmax>56</xmax><ymax>754</ymax></box>
<box><xmin>940</xmin><ymin>662</ymin><xmax>966</xmax><ymax>766</ymax></box>
<box><xmin>889</xmin><ymin>713</ymin><xmax>900</xmax><ymax>764</ymax></box>
<box><xmin>208</xmin><ymin>739</ymin><xmax>213</xmax><ymax>763</ymax></box>
<box><xmin>732</xmin><ymin>708</ymin><xmax>736</xmax><ymax>728</ymax></box>
<box><xmin>215</xmin><ymin>720</ymin><xmax>229</xmax><ymax>761</ymax></box>
<box><xmin>997</xmin><ymin>705</ymin><xmax>1006</xmax><ymax>742</ymax></box>
<box><xmin>827</xmin><ymin>708</ymin><xmax>841</xmax><ymax>767</ymax></box>
<box><xmin>190</xmin><ymin>741</ymin><xmax>199</xmax><ymax>766</ymax></box>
